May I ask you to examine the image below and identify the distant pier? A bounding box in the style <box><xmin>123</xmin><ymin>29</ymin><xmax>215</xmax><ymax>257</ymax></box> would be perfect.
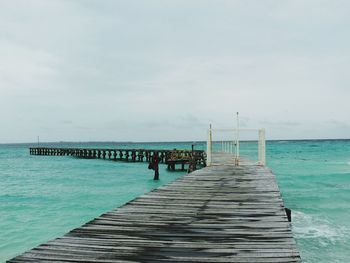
<box><xmin>9</xmin><ymin>152</ymin><xmax>301</xmax><ymax>262</ymax></box>
<box><xmin>29</xmin><ymin>147</ymin><xmax>206</xmax><ymax>171</ymax></box>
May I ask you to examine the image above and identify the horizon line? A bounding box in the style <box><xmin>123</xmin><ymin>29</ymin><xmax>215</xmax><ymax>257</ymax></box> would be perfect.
<box><xmin>1</xmin><ymin>138</ymin><xmax>350</xmax><ymax>145</ymax></box>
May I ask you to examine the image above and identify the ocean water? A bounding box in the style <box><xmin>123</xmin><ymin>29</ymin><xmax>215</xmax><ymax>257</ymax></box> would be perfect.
<box><xmin>267</xmin><ymin>140</ymin><xmax>350</xmax><ymax>263</ymax></box>
<box><xmin>0</xmin><ymin>140</ymin><xmax>349</xmax><ymax>262</ymax></box>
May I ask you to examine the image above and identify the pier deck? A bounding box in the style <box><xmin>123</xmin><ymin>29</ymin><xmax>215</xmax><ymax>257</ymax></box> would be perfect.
<box><xmin>8</xmin><ymin>153</ymin><xmax>300</xmax><ymax>262</ymax></box>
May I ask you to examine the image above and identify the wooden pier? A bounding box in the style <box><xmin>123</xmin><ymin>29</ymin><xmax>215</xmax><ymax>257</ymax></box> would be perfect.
<box><xmin>9</xmin><ymin>152</ymin><xmax>300</xmax><ymax>262</ymax></box>
<box><xmin>29</xmin><ymin>147</ymin><xmax>206</xmax><ymax>171</ymax></box>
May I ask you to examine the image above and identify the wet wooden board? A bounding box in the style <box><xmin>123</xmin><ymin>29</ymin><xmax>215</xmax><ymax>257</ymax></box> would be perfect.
<box><xmin>8</xmin><ymin>153</ymin><xmax>301</xmax><ymax>262</ymax></box>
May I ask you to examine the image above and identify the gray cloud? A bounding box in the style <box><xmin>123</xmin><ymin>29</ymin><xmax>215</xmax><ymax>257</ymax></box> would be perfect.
<box><xmin>1</xmin><ymin>0</ymin><xmax>350</xmax><ymax>142</ymax></box>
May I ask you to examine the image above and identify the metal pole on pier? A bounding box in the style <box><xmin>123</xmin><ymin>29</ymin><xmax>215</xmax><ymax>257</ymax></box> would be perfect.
<box><xmin>207</xmin><ymin>124</ymin><xmax>212</xmax><ymax>166</ymax></box>
<box><xmin>258</xmin><ymin>129</ymin><xmax>266</xmax><ymax>166</ymax></box>
<box><xmin>235</xmin><ymin>112</ymin><xmax>239</xmax><ymax>166</ymax></box>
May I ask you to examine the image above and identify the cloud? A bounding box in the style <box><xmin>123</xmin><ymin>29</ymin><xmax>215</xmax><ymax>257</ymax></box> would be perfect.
<box><xmin>1</xmin><ymin>0</ymin><xmax>350</xmax><ymax>142</ymax></box>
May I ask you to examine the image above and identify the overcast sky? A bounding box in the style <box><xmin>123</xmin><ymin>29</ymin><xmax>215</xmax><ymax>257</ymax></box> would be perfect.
<box><xmin>1</xmin><ymin>0</ymin><xmax>349</xmax><ymax>143</ymax></box>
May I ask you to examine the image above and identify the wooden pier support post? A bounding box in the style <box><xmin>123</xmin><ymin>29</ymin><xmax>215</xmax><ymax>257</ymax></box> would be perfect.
<box><xmin>138</xmin><ymin>150</ymin><xmax>144</xmax><ymax>162</ymax></box>
<box><xmin>148</xmin><ymin>153</ymin><xmax>160</xmax><ymax>180</ymax></box>
<box><xmin>285</xmin><ymin>207</ymin><xmax>292</xmax><ymax>222</ymax></box>
<box><xmin>132</xmin><ymin>150</ymin><xmax>136</xmax><ymax>162</ymax></box>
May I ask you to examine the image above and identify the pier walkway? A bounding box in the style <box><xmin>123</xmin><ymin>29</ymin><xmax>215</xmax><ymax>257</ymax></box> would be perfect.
<box><xmin>8</xmin><ymin>153</ymin><xmax>300</xmax><ymax>262</ymax></box>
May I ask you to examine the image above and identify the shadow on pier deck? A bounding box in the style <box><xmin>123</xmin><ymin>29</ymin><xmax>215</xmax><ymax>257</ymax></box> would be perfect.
<box><xmin>8</xmin><ymin>152</ymin><xmax>301</xmax><ymax>263</ymax></box>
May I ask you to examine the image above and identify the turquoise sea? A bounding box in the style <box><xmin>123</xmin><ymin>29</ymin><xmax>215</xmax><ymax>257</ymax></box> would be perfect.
<box><xmin>1</xmin><ymin>140</ymin><xmax>349</xmax><ymax>262</ymax></box>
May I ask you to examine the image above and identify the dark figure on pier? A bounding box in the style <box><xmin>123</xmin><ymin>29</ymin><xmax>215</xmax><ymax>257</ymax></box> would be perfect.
<box><xmin>148</xmin><ymin>154</ymin><xmax>160</xmax><ymax>180</ymax></box>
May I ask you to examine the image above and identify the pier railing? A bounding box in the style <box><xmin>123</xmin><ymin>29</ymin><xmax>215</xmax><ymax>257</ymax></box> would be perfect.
<box><xmin>207</xmin><ymin>127</ymin><xmax>266</xmax><ymax>166</ymax></box>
